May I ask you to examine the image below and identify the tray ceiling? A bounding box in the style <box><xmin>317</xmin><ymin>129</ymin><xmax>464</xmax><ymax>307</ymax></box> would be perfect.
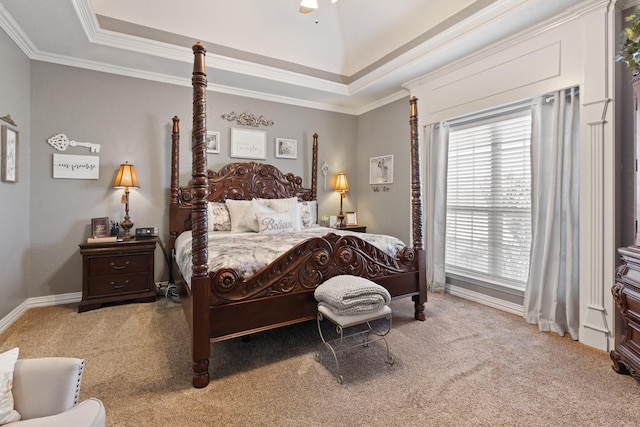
<box><xmin>0</xmin><ymin>0</ymin><xmax>588</xmax><ymax>114</ymax></box>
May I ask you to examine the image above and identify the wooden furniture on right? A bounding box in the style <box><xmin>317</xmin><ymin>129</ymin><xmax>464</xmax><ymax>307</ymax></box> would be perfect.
<box><xmin>611</xmin><ymin>242</ymin><xmax>640</xmax><ymax>380</ymax></box>
<box><xmin>611</xmin><ymin>77</ymin><xmax>640</xmax><ymax>381</ymax></box>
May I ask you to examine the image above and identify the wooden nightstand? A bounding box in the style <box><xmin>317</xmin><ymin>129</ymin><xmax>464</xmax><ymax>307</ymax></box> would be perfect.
<box><xmin>78</xmin><ymin>238</ymin><xmax>157</xmax><ymax>312</ymax></box>
<box><xmin>337</xmin><ymin>225</ymin><xmax>367</xmax><ymax>233</ymax></box>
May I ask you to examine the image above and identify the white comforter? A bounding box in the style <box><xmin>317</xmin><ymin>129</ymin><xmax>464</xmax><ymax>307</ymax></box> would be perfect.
<box><xmin>174</xmin><ymin>226</ymin><xmax>406</xmax><ymax>286</ymax></box>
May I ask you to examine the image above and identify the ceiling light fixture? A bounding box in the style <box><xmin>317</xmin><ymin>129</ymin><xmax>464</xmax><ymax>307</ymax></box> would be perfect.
<box><xmin>299</xmin><ymin>0</ymin><xmax>338</xmax><ymax>14</ymax></box>
<box><xmin>299</xmin><ymin>0</ymin><xmax>318</xmax><ymax>14</ymax></box>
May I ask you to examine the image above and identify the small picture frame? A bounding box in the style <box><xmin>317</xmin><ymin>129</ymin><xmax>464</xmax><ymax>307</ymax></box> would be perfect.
<box><xmin>329</xmin><ymin>215</ymin><xmax>339</xmax><ymax>228</ymax></box>
<box><xmin>275</xmin><ymin>138</ymin><xmax>297</xmax><ymax>159</ymax></box>
<box><xmin>206</xmin><ymin>131</ymin><xmax>220</xmax><ymax>154</ymax></box>
<box><xmin>1</xmin><ymin>125</ymin><xmax>18</xmax><ymax>183</ymax></box>
<box><xmin>369</xmin><ymin>154</ymin><xmax>394</xmax><ymax>184</ymax></box>
<box><xmin>346</xmin><ymin>212</ymin><xmax>358</xmax><ymax>226</ymax></box>
<box><xmin>230</xmin><ymin>128</ymin><xmax>267</xmax><ymax>159</ymax></box>
<box><xmin>91</xmin><ymin>217</ymin><xmax>110</xmax><ymax>238</ymax></box>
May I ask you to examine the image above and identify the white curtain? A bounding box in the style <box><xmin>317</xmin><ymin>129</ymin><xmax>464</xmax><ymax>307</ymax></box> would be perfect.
<box><xmin>424</xmin><ymin>123</ymin><xmax>449</xmax><ymax>292</ymax></box>
<box><xmin>523</xmin><ymin>88</ymin><xmax>580</xmax><ymax>340</ymax></box>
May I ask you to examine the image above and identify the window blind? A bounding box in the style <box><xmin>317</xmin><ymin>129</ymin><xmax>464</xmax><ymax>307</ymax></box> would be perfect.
<box><xmin>446</xmin><ymin>109</ymin><xmax>532</xmax><ymax>288</ymax></box>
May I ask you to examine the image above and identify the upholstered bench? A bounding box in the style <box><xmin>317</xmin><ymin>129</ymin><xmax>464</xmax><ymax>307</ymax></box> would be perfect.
<box><xmin>313</xmin><ymin>276</ymin><xmax>394</xmax><ymax>384</ymax></box>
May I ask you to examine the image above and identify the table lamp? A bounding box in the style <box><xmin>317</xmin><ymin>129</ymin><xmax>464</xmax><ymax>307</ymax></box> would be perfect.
<box><xmin>112</xmin><ymin>162</ymin><xmax>139</xmax><ymax>240</ymax></box>
<box><xmin>334</xmin><ymin>172</ymin><xmax>349</xmax><ymax>228</ymax></box>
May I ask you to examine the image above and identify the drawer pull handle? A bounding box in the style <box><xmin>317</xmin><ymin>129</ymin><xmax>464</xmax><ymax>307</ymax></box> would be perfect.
<box><xmin>110</xmin><ymin>261</ymin><xmax>130</xmax><ymax>270</ymax></box>
<box><xmin>111</xmin><ymin>280</ymin><xmax>129</xmax><ymax>289</ymax></box>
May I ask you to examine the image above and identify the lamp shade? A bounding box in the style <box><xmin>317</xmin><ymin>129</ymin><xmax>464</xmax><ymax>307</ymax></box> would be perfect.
<box><xmin>334</xmin><ymin>173</ymin><xmax>349</xmax><ymax>192</ymax></box>
<box><xmin>112</xmin><ymin>162</ymin><xmax>139</xmax><ymax>188</ymax></box>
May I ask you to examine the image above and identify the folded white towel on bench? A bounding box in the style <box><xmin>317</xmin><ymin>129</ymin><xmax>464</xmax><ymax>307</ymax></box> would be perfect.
<box><xmin>314</xmin><ymin>275</ymin><xmax>391</xmax><ymax>316</ymax></box>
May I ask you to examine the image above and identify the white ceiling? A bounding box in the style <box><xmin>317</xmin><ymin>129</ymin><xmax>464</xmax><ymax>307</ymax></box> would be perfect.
<box><xmin>0</xmin><ymin>0</ymin><xmax>589</xmax><ymax>114</ymax></box>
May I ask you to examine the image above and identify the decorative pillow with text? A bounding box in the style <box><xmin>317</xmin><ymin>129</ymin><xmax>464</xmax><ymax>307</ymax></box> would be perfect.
<box><xmin>256</xmin><ymin>211</ymin><xmax>296</xmax><ymax>234</ymax></box>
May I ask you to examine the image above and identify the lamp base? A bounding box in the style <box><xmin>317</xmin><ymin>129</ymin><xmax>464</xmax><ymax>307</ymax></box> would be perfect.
<box><xmin>337</xmin><ymin>213</ymin><xmax>345</xmax><ymax>228</ymax></box>
<box><xmin>121</xmin><ymin>217</ymin><xmax>134</xmax><ymax>240</ymax></box>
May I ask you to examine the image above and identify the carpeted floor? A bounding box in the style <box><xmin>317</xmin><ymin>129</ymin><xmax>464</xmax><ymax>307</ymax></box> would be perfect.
<box><xmin>1</xmin><ymin>292</ymin><xmax>639</xmax><ymax>426</ymax></box>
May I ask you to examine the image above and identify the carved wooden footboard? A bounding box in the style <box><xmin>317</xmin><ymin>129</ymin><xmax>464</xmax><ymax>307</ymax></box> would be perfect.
<box><xmin>170</xmin><ymin>42</ymin><xmax>426</xmax><ymax>388</ymax></box>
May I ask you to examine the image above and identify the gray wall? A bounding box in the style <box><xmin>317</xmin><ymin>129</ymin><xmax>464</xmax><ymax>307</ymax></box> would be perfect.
<box><xmin>0</xmin><ymin>29</ymin><xmax>30</xmax><ymax>318</ymax></box>
<box><xmin>357</xmin><ymin>98</ymin><xmax>412</xmax><ymax>245</ymax></box>
<box><xmin>24</xmin><ymin>61</ymin><xmax>358</xmax><ymax>304</ymax></box>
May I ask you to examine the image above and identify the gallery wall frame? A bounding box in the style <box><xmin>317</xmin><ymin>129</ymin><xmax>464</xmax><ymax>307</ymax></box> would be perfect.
<box><xmin>275</xmin><ymin>138</ymin><xmax>297</xmax><ymax>159</ymax></box>
<box><xmin>1</xmin><ymin>125</ymin><xmax>18</xmax><ymax>183</ymax></box>
<box><xmin>369</xmin><ymin>154</ymin><xmax>394</xmax><ymax>184</ymax></box>
<box><xmin>206</xmin><ymin>131</ymin><xmax>220</xmax><ymax>154</ymax></box>
<box><xmin>230</xmin><ymin>127</ymin><xmax>267</xmax><ymax>159</ymax></box>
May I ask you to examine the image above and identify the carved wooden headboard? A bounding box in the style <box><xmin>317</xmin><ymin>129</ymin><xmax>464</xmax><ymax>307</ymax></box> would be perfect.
<box><xmin>168</xmin><ymin>116</ymin><xmax>319</xmax><ymax>255</ymax></box>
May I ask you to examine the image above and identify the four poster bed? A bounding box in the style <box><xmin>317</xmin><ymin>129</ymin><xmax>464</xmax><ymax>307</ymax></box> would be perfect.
<box><xmin>168</xmin><ymin>42</ymin><xmax>427</xmax><ymax>388</ymax></box>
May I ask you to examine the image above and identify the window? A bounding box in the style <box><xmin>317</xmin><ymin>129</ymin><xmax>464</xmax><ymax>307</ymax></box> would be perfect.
<box><xmin>446</xmin><ymin>107</ymin><xmax>532</xmax><ymax>290</ymax></box>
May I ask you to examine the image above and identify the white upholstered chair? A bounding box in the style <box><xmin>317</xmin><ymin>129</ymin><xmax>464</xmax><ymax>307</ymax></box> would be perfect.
<box><xmin>9</xmin><ymin>357</ymin><xmax>105</xmax><ymax>426</ymax></box>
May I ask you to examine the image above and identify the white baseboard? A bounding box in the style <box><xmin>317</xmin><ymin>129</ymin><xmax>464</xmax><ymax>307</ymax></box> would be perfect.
<box><xmin>0</xmin><ymin>292</ymin><xmax>82</xmax><ymax>335</ymax></box>
<box><xmin>445</xmin><ymin>284</ymin><xmax>524</xmax><ymax>316</ymax></box>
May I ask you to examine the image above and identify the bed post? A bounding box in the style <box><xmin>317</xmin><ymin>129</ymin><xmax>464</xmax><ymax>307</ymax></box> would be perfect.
<box><xmin>191</xmin><ymin>42</ymin><xmax>211</xmax><ymax>388</ymax></box>
<box><xmin>168</xmin><ymin>116</ymin><xmax>180</xmax><ymax>281</ymax></box>
<box><xmin>410</xmin><ymin>96</ymin><xmax>427</xmax><ymax>321</ymax></box>
<box><xmin>311</xmin><ymin>133</ymin><xmax>318</xmax><ymax>200</ymax></box>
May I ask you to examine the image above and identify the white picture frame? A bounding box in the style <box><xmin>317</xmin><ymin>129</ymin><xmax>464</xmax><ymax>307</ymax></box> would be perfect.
<box><xmin>369</xmin><ymin>154</ymin><xmax>394</xmax><ymax>184</ymax></box>
<box><xmin>1</xmin><ymin>125</ymin><xmax>18</xmax><ymax>183</ymax></box>
<box><xmin>206</xmin><ymin>131</ymin><xmax>220</xmax><ymax>154</ymax></box>
<box><xmin>275</xmin><ymin>138</ymin><xmax>297</xmax><ymax>159</ymax></box>
<box><xmin>230</xmin><ymin>128</ymin><xmax>267</xmax><ymax>159</ymax></box>
<box><xmin>346</xmin><ymin>212</ymin><xmax>357</xmax><ymax>226</ymax></box>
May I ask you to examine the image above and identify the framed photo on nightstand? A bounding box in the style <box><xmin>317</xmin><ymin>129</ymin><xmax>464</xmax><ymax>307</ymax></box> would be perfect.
<box><xmin>91</xmin><ymin>217</ymin><xmax>110</xmax><ymax>238</ymax></box>
<box><xmin>346</xmin><ymin>212</ymin><xmax>357</xmax><ymax>226</ymax></box>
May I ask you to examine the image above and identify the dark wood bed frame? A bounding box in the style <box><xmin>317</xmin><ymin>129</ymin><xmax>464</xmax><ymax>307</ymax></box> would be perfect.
<box><xmin>168</xmin><ymin>42</ymin><xmax>426</xmax><ymax>388</ymax></box>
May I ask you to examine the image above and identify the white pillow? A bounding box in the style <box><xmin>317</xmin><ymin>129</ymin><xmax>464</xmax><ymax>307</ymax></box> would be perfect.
<box><xmin>256</xmin><ymin>211</ymin><xmax>296</xmax><ymax>234</ymax></box>
<box><xmin>207</xmin><ymin>202</ymin><xmax>231</xmax><ymax>231</ymax></box>
<box><xmin>0</xmin><ymin>347</ymin><xmax>21</xmax><ymax>425</ymax></box>
<box><xmin>225</xmin><ymin>199</ymin><xmax>274</xmax><ymax>232</ymax></box>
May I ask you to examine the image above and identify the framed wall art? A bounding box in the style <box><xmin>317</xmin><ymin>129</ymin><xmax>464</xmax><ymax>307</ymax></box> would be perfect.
<box><xmin>1</xmin><ymin>125</ymin><xmax>18</xmax><ymax>183</ymax></box>
<box><xmin>275</xmin><ymin>138</ymin><xmax>297</xmax><ymax>159</ymax></box>
<box><xmin>206</xmin><ymin>131</ymin><xmax>220</xmax><ymax>154</ymax></box>
<box><xmin>369</xmin><ymin>154</ymin><xmax>394</xmax><ymax>184</ymax></box>
<box><xmin>230</xmin><ymin>127</ymin><xmax>267</xmax><ymax>159</ymax></box>
<box><xmin>52</xmin><ymin>154</ymin><xmax>99</xmax><ymax>179</ymax></box>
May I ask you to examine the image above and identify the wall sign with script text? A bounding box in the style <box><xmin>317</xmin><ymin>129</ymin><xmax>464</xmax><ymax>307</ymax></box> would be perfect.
<box><xmin>52</xmin><ymin>153</ymin><xmax>99</xmax><ymax>179</ymax></box>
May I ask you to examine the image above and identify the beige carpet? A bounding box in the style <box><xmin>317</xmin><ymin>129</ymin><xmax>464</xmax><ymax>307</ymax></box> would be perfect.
<box><xmin>1</xmin><ymin>292</ymin><xmax>639</xmax><ymax>426</ymax></box>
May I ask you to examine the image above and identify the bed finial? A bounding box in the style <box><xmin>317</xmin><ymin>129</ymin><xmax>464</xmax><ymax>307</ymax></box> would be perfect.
<box><xmin>193</xmin><ymin>42</ymin><xmax>207</xmax><ymax>75</ymax></box>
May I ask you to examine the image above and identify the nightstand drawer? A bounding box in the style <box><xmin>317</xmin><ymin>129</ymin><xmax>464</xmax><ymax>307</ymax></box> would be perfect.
<box><xmin>88</xmin><ymin>273</ymin><xmax>149</xmax><ymax>297</ymax></box>
<box><xmin>88</xmin><ymin>254</ymin><xmax>148</xmax><ymax>277</ymax></box>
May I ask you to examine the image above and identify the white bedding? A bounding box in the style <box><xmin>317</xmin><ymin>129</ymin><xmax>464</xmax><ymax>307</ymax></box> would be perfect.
<box><xmin>174</xmin><ymin>226</ymin><xmax>406</xmax><ymax>286</ymax></box>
